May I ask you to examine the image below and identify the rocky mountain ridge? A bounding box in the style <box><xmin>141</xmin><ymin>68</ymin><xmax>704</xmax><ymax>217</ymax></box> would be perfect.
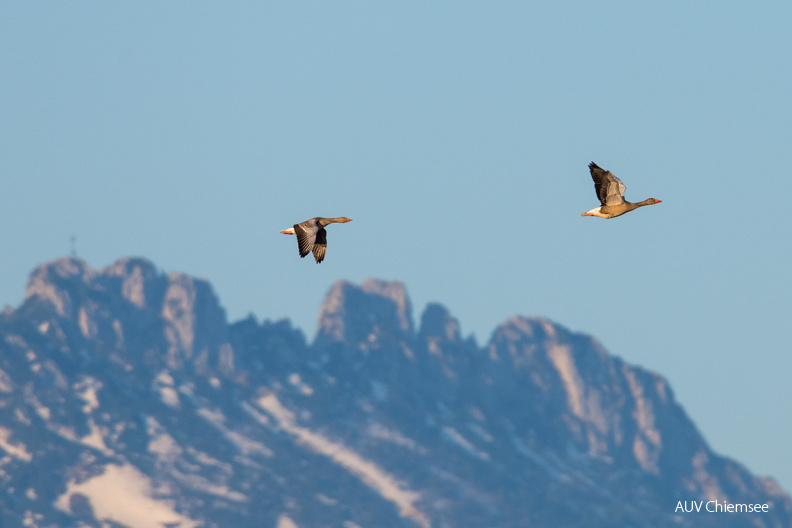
<box><xmin>0</xmin><ymin>257</ymin><xmax>789</xmax><ymax>528</ymax></box>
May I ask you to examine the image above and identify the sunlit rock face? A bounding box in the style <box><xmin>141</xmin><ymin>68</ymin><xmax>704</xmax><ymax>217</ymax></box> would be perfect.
<box><xmin>316</xmin><ymin>278</ymin><xmax>413</xmax><ymax>347</ymax></box>
<box><xmin>20</xmin><ymin>257</ymin><xmax>231</xmax><ymax>374</ymax></box>
<box><xmin>0</xmin><ymin>259</ymin><xmax>789</xmax><ymax>528</ymax></box>
<box><xmin>483</xmin><ymin>316</ymin><xmax>676</xmax><ymax>474</ymax></box>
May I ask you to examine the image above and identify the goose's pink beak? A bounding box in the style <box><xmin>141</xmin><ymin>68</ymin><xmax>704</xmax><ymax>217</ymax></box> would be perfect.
<box><xmin>280</xmin><ymin>229</ymin><xmax>295</xmax><ymax>235</ymax></box>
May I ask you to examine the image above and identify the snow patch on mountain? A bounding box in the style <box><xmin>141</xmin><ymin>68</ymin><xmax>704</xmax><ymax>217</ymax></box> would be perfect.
<box><xmin>255</xmin><ymin>393</ymin><xmax>431</xmax><ymax>528</ymax></box>
<box><xmin>367</xmin><ymin>423</ymin><xmax>426</xmax><ymax>454</ymax></box>
<box><xmin>55</xmin><ymin>463</ymin><xmax>198</xmax><ymax>528</ymax></box>
<box><xmin>0</xmin><ymin>427</ymin><xmax>32</xmax><ymax>462</ymax></box>
<box><xmin>442</xmin><ymin>426</ymin><xmax>490</xmax><ymax>461</ymax></box>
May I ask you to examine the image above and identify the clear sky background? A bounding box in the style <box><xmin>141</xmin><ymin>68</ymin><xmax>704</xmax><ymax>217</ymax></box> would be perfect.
<box><xmin>2</xmin><ymin>2</ymin><xmax>791</xmax><ymax>494</ymax></box>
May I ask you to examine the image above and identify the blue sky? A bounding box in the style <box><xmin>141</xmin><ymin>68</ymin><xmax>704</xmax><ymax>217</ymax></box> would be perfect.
<box><xmin>2</xmin><ymin>2</ymin><xmax>791</xmax><ymax>494</ymax></box>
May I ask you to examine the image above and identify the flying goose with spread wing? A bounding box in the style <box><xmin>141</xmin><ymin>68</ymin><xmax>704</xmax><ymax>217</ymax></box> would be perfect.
<box><xmin>582</xmin><ymin>162</ymin><xmax>661</xmax><ymax>219</ymax></box>
<box><xmin>280</xmin><ymin>217</ymin><xmax>352</xmax><ymax>263</ymax></box>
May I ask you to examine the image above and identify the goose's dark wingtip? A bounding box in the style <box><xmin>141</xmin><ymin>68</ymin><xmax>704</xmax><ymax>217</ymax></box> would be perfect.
<box><xmin>588</xmin><ymin>161</ymin><xmax>600</xmax><ymax>170</ymax></box>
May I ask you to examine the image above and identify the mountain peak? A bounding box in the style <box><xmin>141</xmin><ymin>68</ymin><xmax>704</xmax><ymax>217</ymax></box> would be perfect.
<box><xmin>99</xmin><ymin>257</ymin><xmax>160</xmax><ymax>308</ymax></box>
<box><xmin>316</xmin><ymin>278</ymin><xmax>413</xmax><ymax>347</ymax></box>
<box><xmin>25</xmin><ymin>257</ymin><xmax>95</xmax><ymax>317</ymax></box>
<box><xmin>418</xmin><ymin>302</ymin><xmax>461</xmax><ymax>345</ymax></box>
<box><xmin>18</xmin><ymin>257</ymin><xmax>231</xmax><ymax>374</ymax></box>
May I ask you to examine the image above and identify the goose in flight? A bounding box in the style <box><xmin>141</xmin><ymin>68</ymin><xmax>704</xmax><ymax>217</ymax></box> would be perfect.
<box><xmin>280</xmin><ymin>217</ymin><xmax>352</xmax><ymax>263</ymax></box>
<box><xmin>581</xmin><ymin>162</ymin><xmax>661</xmax><ymax>219</ymax></box>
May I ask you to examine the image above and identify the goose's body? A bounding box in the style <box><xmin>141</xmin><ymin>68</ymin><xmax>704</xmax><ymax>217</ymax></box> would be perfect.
<box><xmin>280</xmin><ymin>216</ymin><xmax>352</xmax><ymax>263</ymax></box>
<box><xmin>582</xmin><ymin>162</ymin><xmax>661</xmax><ymax>219</ymax></box>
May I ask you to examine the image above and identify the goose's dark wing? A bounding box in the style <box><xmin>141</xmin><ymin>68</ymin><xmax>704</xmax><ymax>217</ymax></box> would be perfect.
<box><xmin>312</xmin><ymin>228</ymin><xmax>327</xmax><ymax>263</ymax></box>
<box><xmin>589</xmin><ymin>162</ymin><xmax>626</xmax><ymax>206</ymax></box>
<box><xmin>293</xmin><ymin>219</ymin><xmax>319</xmax><ymax>258</ymax></box>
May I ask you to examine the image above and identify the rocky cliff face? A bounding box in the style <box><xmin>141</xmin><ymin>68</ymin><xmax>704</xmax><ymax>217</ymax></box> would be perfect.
<box><xmin>0</xmin><ymin>258</ymin><xmax>789</xmax><ymax>528</ymax></box>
